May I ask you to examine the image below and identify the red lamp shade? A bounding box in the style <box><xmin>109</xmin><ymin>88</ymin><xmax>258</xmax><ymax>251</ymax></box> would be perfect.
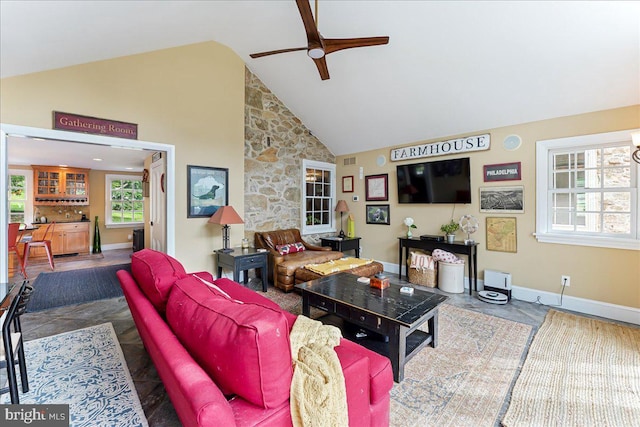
<box><xmin>208</xmin><ymin>206</ymin><xmax>244</xmax><ymax>252</ymax></box>
<box><xmin>208</xmin><ymin>205</ymin><xmax>244</xmax><ymax>226</ymax></box>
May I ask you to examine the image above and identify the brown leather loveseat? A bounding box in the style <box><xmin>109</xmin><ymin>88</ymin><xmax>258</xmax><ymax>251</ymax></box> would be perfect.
<box><xmin>254</xmin><ymin>229</ymin><xmax>344</xmax><ymax>292</ymax></box>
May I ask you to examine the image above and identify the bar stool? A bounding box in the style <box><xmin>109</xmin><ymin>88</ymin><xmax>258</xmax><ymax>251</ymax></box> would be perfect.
<box><xmin>23</xmin><ymin>221</ymin><xmax>56</xmax><ymax>272</ymax></box>
<box><xmin>8</xmin><ymin>223</ymin><xmax>27</xmax><ymax>278</ymax></box>
<box><xmin>0</xmin><ymin>281</ymin><xmax>29</xmax><ymax>403</ymax></box>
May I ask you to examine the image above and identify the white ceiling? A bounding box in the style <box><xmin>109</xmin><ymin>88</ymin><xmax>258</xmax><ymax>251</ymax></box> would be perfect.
<box><xmin>7</xmin><ymin>136</ymin><xmax>152</xmax><ymax>172</ymax></box>
<box><xmin>1</xmin><ymin>0</ymin><xmax>639</xmax><ymax>159</ymax></box>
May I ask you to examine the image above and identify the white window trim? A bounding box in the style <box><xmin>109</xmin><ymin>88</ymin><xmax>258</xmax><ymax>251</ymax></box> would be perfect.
<box><xmin>301</xmin><ymin>159</ymin><xmax>337</xmax><ymax>235</ymax></box>
<box><xmin>9</xmin><ymin>168</ymin><xmax>33</xmax><ymax>225</ymax></box>
<box><xmin>535</xmin><ymin>129</ymin><xmax>640</xmax><ymax>250</ymax></box>
<box><xmin>105</xmin><ymin>173</ymin><xmax>144</xmax><ymax>229</ymax></box>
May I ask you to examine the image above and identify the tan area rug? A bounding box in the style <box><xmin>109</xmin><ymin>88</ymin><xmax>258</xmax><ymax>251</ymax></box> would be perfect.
<box><xmin>502</xmin><ymin>309</ymin><xmax>640</xmax><ymax>427</ymax></box>
<box><xmin>260</xmin><ymin>286</ymin><xmax>533</xmax><ymax>426</ymax></box>
<box><xmin>390</xmin><ymin>304</ymin><xmax>532</xmax><ymax>427</ymax></box>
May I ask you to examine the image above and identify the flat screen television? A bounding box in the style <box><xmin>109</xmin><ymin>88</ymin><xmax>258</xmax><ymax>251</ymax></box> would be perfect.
<box><xmin>397</xmin><ymin>157</ymin><xmax>471</xmax><ymax>204</ymax></box>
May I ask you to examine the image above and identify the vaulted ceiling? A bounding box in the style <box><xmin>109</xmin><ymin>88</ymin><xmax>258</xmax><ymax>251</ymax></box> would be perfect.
<box><xmin>1</xmin><ymin>1</ymin><xmax>638</xmax><ymax>156</ymax></box>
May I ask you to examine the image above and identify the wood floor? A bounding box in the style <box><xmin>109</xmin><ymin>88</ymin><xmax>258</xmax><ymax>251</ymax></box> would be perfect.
<box><xmin>11</xmin><ymin>248</ymin><xmax>556</xmax><ymax>426</ymax></box>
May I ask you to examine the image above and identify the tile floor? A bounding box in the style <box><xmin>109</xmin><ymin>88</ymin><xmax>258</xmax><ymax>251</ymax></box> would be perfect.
<box><xmin>10</xmin><ymin>249</ymin><xmax>624</xmax><ymax>425</ymax></box>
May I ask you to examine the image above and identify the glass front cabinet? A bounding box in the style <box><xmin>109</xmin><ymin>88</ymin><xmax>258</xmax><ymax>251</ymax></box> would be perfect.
<box><xmin>33</xmin><ymin>166</ymin><xmax>90</xmax><ymax>205</ymax></box>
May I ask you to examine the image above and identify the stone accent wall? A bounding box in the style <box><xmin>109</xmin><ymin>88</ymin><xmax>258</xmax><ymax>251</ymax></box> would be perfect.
<box><xmin>244</xmin><ymin>68</ymin><xmax>335</xmax><ymax>243</ymax></box>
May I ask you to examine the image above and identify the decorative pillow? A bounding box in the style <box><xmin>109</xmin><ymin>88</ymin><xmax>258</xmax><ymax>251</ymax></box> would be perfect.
<box><xmin>167</xmin><ymin>275</ymin><xmax>293</xmax><ymax>409</ymax></box>
<box><xmin>432</xmin><ymin>248</ymin><xmax>465</xmax><ymax>264</ymax></box>
<box><xmin>410</xmin><ymin>252</ymin><xmax>436</xmax><ymax>270</ymax></box>
<box><xmin>276</xmin><ymin>242</ymin><xmax>306</xmax><ymax>255</ymax></box>
<box><xmin>131</xmin><ymin>249</ymin><xmax>187</xmax><ymax>313</ymax></box>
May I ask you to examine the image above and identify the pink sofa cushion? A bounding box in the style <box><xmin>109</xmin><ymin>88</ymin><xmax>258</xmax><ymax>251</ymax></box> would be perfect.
<box><xmin>167</xmin><ymin>275</ymin><xmax>293</xmax><ymax>409</ymax></box>
<box><xmin>131</xmin><ymin>249</ymin><xmax>187</xmax><ymax>313</ymax></box>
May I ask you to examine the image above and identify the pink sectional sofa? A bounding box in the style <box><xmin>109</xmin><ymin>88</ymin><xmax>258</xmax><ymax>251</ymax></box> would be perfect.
<box><xmin>117</xmin><ymin>249</ymin><xmax>393</xmax><ymax>427</ymax></box>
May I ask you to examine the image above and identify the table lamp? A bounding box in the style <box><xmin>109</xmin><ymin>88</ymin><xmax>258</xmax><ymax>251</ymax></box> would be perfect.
<box><xmin>335</xmin><ymin>200</ymin><xmax>349</xmax><ymax>238</ymax></box>
<box><xmin>208</xmin><ymin>205</ymin><xmax>244</xmax><ymax>253</ymax></box>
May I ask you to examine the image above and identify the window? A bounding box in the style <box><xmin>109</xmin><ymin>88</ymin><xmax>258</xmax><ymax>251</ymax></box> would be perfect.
<box><xmin>105</xmin><ymin>174</ymin><xmax>144</xmax><ymax>228</ymax></box>
<box><xmin>301</xmin><ymin>160</ymin><xmax>336</xmax><ymax>235</ymax></box>
<box><xmin>536</xmin><ymin>129</ymin><xmax>639</xmax><ymax>250</ymax></box>
<box><xmin>8</xmin><ymin>170</ymin><xmax>32</xmax><ymax>225</ymax></box>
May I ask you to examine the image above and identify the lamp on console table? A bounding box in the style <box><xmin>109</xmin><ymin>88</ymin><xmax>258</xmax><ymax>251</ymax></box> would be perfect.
<box><xmin>208</xmin><ymin>205</ymin><xmax>244</xmax><ymax>253</ymax></box>
<box><xmin>335</xmin><ymin>200</ymin><xmax>349</xmax><ymax>238</ymax></box>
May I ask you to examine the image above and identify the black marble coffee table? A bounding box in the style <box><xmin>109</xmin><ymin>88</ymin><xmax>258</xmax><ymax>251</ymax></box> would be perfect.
<box><xmin>295</xmin><ymin>272</ymin><xmax>448</xmax><ymax>382</ymax></box>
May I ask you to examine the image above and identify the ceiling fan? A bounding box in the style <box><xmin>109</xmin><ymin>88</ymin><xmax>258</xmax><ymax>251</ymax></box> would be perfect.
<box><xmin>250</xmin><ymin>0</ymin><xmax>389</xmax><ymax>80</ymax></box>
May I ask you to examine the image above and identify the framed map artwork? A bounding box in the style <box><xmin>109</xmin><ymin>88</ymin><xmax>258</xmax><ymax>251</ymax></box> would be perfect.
<box><xmin>486</xmin><ymin>217</ymin><xmax>517</xmax><ymax>253</ymax></box>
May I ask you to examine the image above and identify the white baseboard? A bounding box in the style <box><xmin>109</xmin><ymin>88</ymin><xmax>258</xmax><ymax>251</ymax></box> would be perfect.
<box><xmin>511</xmin><ymin>285</ymin><xmax>639</xmax><ymax>326</ymax></box>
<box><xmin>94</xmin><ymin>243</ymin><xmax>132</xmax><ymax>252</ymax></box>
<box><xmin>381</xmin><ymin>260</ymin><xmax>639</xmax><ymax>325</ymax></box>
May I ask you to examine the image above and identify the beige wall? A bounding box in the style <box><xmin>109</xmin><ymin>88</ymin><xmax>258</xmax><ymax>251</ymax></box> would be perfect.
<box><xmin>336</xmin><ymin>105</ymin><xmax>640</xmax><ymax>309</ymax></box>
<box><xmin>1</xmin><ymin>42</ymin><xmax>245</xmax><ymax>272</ymax></box>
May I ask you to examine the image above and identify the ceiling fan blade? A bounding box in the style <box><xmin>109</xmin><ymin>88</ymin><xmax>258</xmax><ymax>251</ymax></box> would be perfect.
<box><xmin>324</xmin><ymin>36</ymin><xmax>389</xmax><ymax>55</ymax></box>
<box><xmin>296</xmin><ymin>0</ymin><xmax>322</xmax><ymax>48</ymax></box>
<box><xmin>313</xmin><ymin>56</ymin><xmax>330</xmax><ymax>80</ymax></box>
<box><xmin>250</xmin><ymin>47</ymin><xmax>308</xmax><ymax>59</ymax></box>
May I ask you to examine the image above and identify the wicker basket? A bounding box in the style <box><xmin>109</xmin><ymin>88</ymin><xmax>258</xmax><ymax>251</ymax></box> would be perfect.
<box><xmin>407</xmin><ymin>251</ymin><xmax>437</xmax><ymax>287</ymax></box>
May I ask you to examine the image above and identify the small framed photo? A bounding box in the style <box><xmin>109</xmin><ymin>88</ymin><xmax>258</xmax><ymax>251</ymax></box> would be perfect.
<box><xmin>366</xmin><ymin>204</ymin><xmax>390</xmax><ymax>225</ymax></box>
<box><xmin>486</xmin><ymin>217</ymin><xmax>517</xmax><ymax>252</ymax></box>
<box><xmin>187</xmin><ymin>165</ymin><xmax>229</xmax><ymax>218</ymax></box>
<box><xmin>342</xmin><ymin>175</ymin><xmax>354</xmax><ymax>193</ymax></box>
<box><xmin>483</xmin><ymin>162</ymin><xmax>522</xmax><ymax>182</ymax></box>
<box><xmin>365</xmin><ymin>174</ymin><xmax>388</xmax><ymax>201</ymax></box>
<box><xmin>479</xmin><ymin>186</ymin><xmax>524</xmax><ymax>213</ymax></box>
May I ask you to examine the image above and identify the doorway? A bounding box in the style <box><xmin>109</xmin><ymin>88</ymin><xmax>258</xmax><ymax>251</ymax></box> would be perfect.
<box><xmin>1</xmin><ymin>123</ymin><xmax>176</xmax><ymax>283</ymax></box>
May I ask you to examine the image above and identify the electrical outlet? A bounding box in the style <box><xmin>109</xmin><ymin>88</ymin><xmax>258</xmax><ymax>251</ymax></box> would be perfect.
<box><xmin>561</xmin><ymin>275</ymin><xmax>571</xmax><ymax>287</ymax></box>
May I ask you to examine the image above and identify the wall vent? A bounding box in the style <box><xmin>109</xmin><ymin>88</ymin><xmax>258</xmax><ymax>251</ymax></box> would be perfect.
<box><xmin>343</xmin><ymin>157</ymin><xmax>356</xmax><ymax>166</ymax></box>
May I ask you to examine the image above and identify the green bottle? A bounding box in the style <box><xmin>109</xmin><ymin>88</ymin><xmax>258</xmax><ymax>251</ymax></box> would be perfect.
<box><xmin>93</xmin><ymin>216</ymin><xmax>102</xmax><ymax>254</ymax></box>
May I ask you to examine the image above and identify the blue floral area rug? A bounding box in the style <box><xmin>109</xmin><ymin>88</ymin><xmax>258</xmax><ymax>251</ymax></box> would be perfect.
<box><xmin>1</xmin><ymin>323</ymin><xmax>148</xmax><ymax>427</ymax></box>
<box><xmin>390</xmin><ymin>304</ymin><xmax>533</xmax><ymax>427</ymax></box>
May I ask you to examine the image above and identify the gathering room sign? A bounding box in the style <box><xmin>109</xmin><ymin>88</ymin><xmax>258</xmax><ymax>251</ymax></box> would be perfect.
<box><xmin>53</xmin><ymin>111</ymin><xmax>138</xmax><ymax>140</ymax></box>
<box><xmin>390</xmin><ymin>133</ymin><xmax>490</xmax><ymax>161</ymax></box>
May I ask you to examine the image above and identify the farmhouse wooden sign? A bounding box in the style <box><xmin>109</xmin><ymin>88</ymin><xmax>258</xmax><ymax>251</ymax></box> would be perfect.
<box><xmin>53</xmin><ymin>111</ymin><xmax>138</xmax><ymax>139</ymax></box>
<box><xmin>390</xmin><ymin>133</ymin><xmax>490</xmax><ymax>161</ymax></box>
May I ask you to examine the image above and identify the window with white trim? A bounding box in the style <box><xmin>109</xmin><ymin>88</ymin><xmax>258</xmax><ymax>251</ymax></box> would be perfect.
<box><xmin>105</xmin><ymin>174</ymin><xmax>144</xmax><ymax>228</ymax></box>
<box><xmin>536</xmin><ymin>129</ymin><xmax>639</xmax><ymax>250</ymax></box>
<box><xmin>301</xmin><ymin>160</ymin><xmax>336</xmax><ymax>235</ymax></box>
<box><xmin>8</xmin><ymin>169</ymin><xmax>32</xmax><ymax>225</ymax></box>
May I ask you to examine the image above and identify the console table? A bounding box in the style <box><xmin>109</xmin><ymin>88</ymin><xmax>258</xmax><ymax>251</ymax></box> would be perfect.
<box><xmin>398</xmin><ymin>237</ymin><xmax>478</xmax><ymax>295</ymax></box>
<box><xmin>320</xmin><ymin>237</ymin><xmax>361</xmax><ymax>258</ymax></box>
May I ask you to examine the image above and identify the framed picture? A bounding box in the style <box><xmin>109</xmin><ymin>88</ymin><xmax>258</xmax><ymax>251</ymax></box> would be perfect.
<box><xmin>486</xmin><ymin>217</ymin><xmax>517</xmax><ymax>253</ymax></box>
<box><xmin>342</xmin><ymin>175</ymin><xmax>354</xmax><ymax>193</ymax></box>
<box><xmin>483</xmin><ymin>162</ymin><xmax>522</xmax><ymax>182</ymax></box>
<box><xmin>187</xmin><ymin>165</ymin><xmax>229</xmax><ymax>218</ymax></box>
<box><xmin>366</xmin><ymin>204</ymin><xmax>390</xmax><ymax>225</ymax></box>
<box><xmin>365</xmin><ymin>174</ymin><xmax>388</xmax><ymax>201</ymax></box>
<box><xmin>479</xmin><ymin>186</ymin><xmax>524</xmax><ymax>213</ymax></box>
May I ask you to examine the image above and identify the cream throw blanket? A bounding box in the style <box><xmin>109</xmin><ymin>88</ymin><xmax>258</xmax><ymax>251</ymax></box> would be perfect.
<box><xmin>305</xmin><ymin>257</ymin><xmax>373</xmax><ymax>275</ymax></box>
<box><xmin>289</xmin><ymin>315</ymin><xmax>348</xmax><ymax>427</ymax></box>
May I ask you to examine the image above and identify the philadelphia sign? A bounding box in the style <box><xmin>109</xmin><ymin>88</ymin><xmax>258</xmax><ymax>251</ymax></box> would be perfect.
<box><xmin>390</xmin><ymin>133</ymin><xmax>490</xmax><ymax>161</ymax></box>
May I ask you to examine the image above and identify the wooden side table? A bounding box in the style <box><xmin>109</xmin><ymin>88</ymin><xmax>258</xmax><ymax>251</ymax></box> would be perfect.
<box><xmin>320</xmin><ymin>237</ymin><xmax>361</xmax><ymax>258</ymax></box>
<box><xmin>216</xmin><ymin>248</ymin><xmax>268</xmax><ymax>292</ymax></box>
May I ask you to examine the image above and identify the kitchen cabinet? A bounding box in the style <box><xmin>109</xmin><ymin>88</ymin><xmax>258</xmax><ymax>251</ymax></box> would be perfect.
<box><xmin>33</xmin><ymin>166</ymin><xmax>90</xmax><ymax>205</ymax></box>
<box><xmin>29</xmin><ymin>222</ymin><xmax>90</xmax><ymax>257</ymax></box>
